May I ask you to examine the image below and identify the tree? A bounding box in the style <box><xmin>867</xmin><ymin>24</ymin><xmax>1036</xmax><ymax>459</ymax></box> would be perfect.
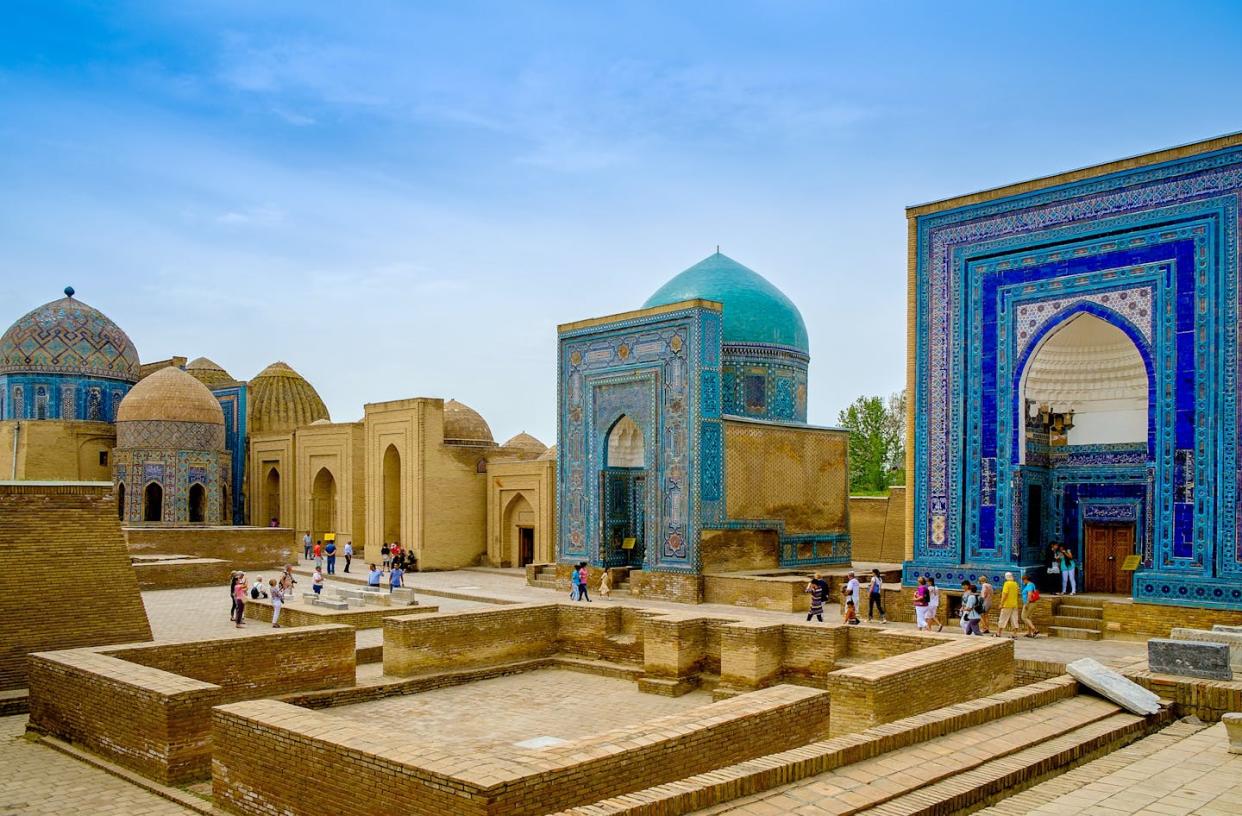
<box><xmin>838</xmin><ymin>390</ymin><xmax>906</xmax><ymax>493</ymax></box>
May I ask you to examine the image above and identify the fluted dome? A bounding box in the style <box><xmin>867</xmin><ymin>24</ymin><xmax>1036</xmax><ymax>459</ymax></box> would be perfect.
<box><xmin>537</xmin><ymin>444</ymin><xmax>557</xmax><ymax>461</ymax></box>
<box><xmin>643</xmin><ymin>253</ymin><xmax>809</xmax><ymax>354</ymax></box>
<box><xmin>185</xmin><ymin>356</ymin><xmax>235</xmax><ymax>388</ymax></box>
<box><xmin>116</xmin><ymin>367</ymin><xmax>225</xmax><ymax>450</ymax></box>
<box><xmin>0</xmin><ymin>288</ymin><xmax>140</xmax><ymax>381</ymax></box>
<box><xmin>443</xmin><ymin>399</ymin><xmax>494</xmax><ymax>444</ymax></box>
<box><xmin>503</xmin><ymin>431</ymin><xmax>547</xmax><ymax>453</ymax></box>
<box><xmin>248</xmin><ymin>361</ymin><xmax>329</xmax><ymax>434</ymax></box>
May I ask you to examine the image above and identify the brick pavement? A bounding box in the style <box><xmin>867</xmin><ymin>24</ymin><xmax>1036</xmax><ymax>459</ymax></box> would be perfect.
<box><xmin>318</xmin><ymin>667</ymin><xmax>714</xmax><ymax>753</ymax></box>
<box><xmin>0</xmin><ymin>714</ymin><xmax>196</xmax><ymax>815</ymax></box>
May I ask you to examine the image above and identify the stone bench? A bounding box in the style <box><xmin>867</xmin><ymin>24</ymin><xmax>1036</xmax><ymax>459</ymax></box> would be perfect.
<box><xmin>364</xmin><ymin>593</ymin><xmax>391</xmax><ymax>607</ymax></box>
<box><xmin>317</xmin><ymin>600</ymin><xmax>350</xmax><ymax>611</ymax></box>
<box><xmin>1148</xmin><ymin>638</ymin><xmax>1233</xmax><ymax>680</ymax></box>
<box><xmin>1169</xmin><ymin>628</ymin><xmax>1242</xmax><ymax>671</ymax></box>
<box><xmin>391</xmin><ymin>587</ymin><xmax>418</xmax><ymax>606</ymax></box>
<box><xmin>302</xmin><ymin>592</ymin><xmax>320</xmax><ymax>605</ymax></box>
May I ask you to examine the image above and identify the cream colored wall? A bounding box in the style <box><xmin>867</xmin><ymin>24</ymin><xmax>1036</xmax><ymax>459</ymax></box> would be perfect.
<box><xmin>485</xmin><ymin>458</ymin><xmax>556</xmax><ymax>567</ymax></box>
<box><xmin>249</xmin><ymin>433</ymin><xmax>295</xmax><ymax>528</ymax></box>
<box><xmin>293</xmin><ymin>422</ymin><xmax>365</xmax><ymax>553</ymax></box>
<box><xmin>0</xmin><ymin>420</ymin><xmax>116</xmax><ymax>481</ymax></box>
<box><xmin>362</xmin><ymin>398</ymin><xmax>422</xmax><ymax>567</ymax></box>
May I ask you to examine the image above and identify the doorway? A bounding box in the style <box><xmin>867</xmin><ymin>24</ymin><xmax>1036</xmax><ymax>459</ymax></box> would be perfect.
<box><xmin>188</xmin><ymin>483</ymin><xmax>206</xmax><ymax>523</ymax></box>
<box><xmin>518</xmin><ymin>527</ymin><xmax>535</xmax><ymax>567</ymax></box>
<box><xmin>1084</xmin><ymin>522</ymin><xmax>1135</xmax><ymax>594</ymax></box>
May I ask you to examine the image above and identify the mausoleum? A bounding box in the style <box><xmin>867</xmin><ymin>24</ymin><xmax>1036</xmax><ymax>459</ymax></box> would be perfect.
<box><xmin>906</xmin><ymin>133</ymin><xmax>1242</xmax><ymax>624</ymax></box>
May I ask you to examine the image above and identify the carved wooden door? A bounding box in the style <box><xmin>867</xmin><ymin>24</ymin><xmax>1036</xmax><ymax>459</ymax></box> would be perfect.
<box><xmin>1084</xmin><ymin>523</ymin><xmax>1135</xmax><ymax>594</ymax></box>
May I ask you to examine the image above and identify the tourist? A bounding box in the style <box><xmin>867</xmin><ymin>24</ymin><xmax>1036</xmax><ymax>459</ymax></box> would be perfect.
<box><xmin>280</xmin><ymin>564</ymin><xmax>297</xmax><ymax>596</ymax></box>
<box><xmin>312</xmin><ymin>540</ymin><xmax>323</xmax><ymax>569</ymax></box>
<box><xmin>325</xmin><ymin>538</ymin><xmax>337</xmax><ymax>575</ymax></box>
<box><xmin>233</xmin><ymin>572</ymin><xmax>248</xmax><ymax>627</ymax></box>
<box><xmin>577</xmin><ymin>563</ymin><xmax>592</xmax><ymax>602</ymax></box>
<box><xmin>228</xmin><ymin>571</ymin><xmax>241</xmax><ymax>620</ymax></box>
<box><xmin>390</xmin><ymin>562</ymin><xmax>404</xmax><ymax>592</ymax></box>
<box><xmin>381</xmin><ymin>542</ymin><xmax>391</xmax><ymax>572</ymax></box>
<box><xmin>249</xmin><ymin>577</ymin><xmax>268</xmax><ymax>600</ymax></box>
<box><xmin>570</xmin><ymin>562</ymin><xmax>581</xmax><ymax>600</ymax></box>
<box><xmin>343</xmin><ymin>540</ymin><xmax>353</xmax><ymax>573</ymax></box>
<box><xmin>1057</xmin><ymin>543</ymin><xmax>1078</xmax><ymax>596</ymax></box>
<box><xmin>269</xmin><ymin>517</ymin><xmax>279</xmax><ymax>528</ymax></box>
<box><xmin>805</xmin><ymin>573</ymin><xmax>826</xmax><ymax>622</ymax></box>
<box><xmin>1021</xmin><ymin>573</ymin><xmax>1041</xmax><ymax>638</ymax></box>
<box><xmin>978</xmin><ymin>575</ymin><xmax>994</xmax><ymax>634</ymax></box>
<box><xmin>867</xmin><ymin>568</ymin><xmax>887</xmax><ymax>623</ymax></box>
<box><xmin>845</xmin><ymin>571</ymin><xmax>861</xmax><ymax>616</ymax></box>
<box><xmin>303</xmin><ymin>530</ymin><xmax>312</xmax><ymax>560</ymax></box>
<box><xmin>269</xmin><ymin>579</ymin><xmax>283</xmax><ymax>628</ymax></box>
<box><xmin>392</xmin><ymin>542</ymin><xmax>403</xmax><ymax>567</ymax></box>
<box><xmin>997</xmin><ymin>572</ymin><xmax>1021</xmax><ymax>638</ymax></box>
<box><xmin>844</xmin><ymin>598</ymin><xmax>860</xmax><ymax>625</ymax></box>
<box><xmin>926</xmin><ymin>577</ymin><xmax>944</xmax><ymax>632</ymax></box>
<box><xmin>368</xmin><ymin>563</ymin><xmax>382</xmax><ymax>588</ymax></box>
<box><xmin>913</xmin><ymin>576</ymin><xmax>931</xmax><ymax>630</ymax></box>
<box><xmin>599</xmin><ymin>569</ymin><xmax>612</xmax><ymax>598</ymax></box>
<box><xmin>312</xmin><ymin>565</ymin><xmax>324</xmax><ymax>597</ymax></box>
<box><xmin>959</xmin><ymin>580</ymin><xmax>982</xmax><ymax>635</ymax></box>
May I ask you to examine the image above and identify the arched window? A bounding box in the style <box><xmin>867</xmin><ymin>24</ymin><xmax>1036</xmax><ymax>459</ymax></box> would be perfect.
<box><xmin>383</xmin><ymin>445</ymin><xmax>401</xmax><ymax>542</ymax></box>
<box><xmin>143</xmin><ymin>482</ymin><xmax>163</xmax><ymax>522</ymax></box>
<box><xmin>34</xmin><ymin>386</ymin><xmax>48</xmax><ymax>420</ymax></box>
<box><xmin>188</xmin><ymin>483</ymin><xmax>206</xmax><ymax>523</ymax></box>
<box><xmin>264</xmin><ymin>467</ymin><xmax>281</xmax><ymax>526</ymax></box>
<box><xmin>606</xmin><ymin>415</ymin><xmax>645</xmax><ymax>468</ymax></box>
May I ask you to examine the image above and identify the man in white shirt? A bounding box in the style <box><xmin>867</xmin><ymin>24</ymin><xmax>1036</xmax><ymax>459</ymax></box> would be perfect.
<box><xmin>845</xmin><ymin>572</ymin><xmax>861</xmax><ymax>611</ymax></box>
<box><xmin>343</xmin><ymin>541</ymin><xmax>354</xmax><ymax>573</ymax></box>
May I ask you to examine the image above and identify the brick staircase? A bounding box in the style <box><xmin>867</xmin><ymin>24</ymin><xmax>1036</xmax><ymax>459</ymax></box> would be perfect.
<box><xmin>1048</xmin><ymin>595</ymin><xmax>1105</xmax><ymax>640</ymax></box>
<box><xmin>551</xmin><ymin>676</ymin><xmax>1171</xmax><ymax>816</ymax></box>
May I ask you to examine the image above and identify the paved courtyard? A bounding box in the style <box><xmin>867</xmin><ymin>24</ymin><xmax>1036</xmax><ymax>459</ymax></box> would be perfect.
<box><xmin>319</xmin><ymin>668</ymin><xmax>714</xmax><ymax>753</ymax></box>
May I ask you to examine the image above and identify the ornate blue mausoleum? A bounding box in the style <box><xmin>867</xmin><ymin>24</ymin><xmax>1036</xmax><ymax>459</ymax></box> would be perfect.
<box><xmin>907</xmin><ymin>134</ymin><xmax>1242</xmax><ymax>610</ymax></box>
<box><xmin>557</xmin><ymin>252</ymin><xmax>850</xmax><ymax>602</ymax></box>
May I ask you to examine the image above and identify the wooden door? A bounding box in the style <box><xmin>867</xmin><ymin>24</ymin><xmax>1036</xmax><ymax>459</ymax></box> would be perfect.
<box><xmin>1084</xmin><ymin>523</ymin><xmax>1135</xmax><ymax>594</ymax></box>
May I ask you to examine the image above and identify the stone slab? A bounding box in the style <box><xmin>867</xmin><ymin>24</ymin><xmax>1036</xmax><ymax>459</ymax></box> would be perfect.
<box><xmin>390</xmin><ymin>588</ymin><xmax>417</xmax><ymax>605</ymax></box>
<box><xmin>1148</xmin><ymin>639</ymin><xmax>1233</xmax><ymax>680</ymax></box>
<box><xmin>1169</xmin><ymin>628</ymin><xmax>1242</xmax><ymax>670</ymax></box>
<box><xmin>317</xmin><ymin>600</ymin><xmax>350</xmax><ymax>611</ymax></box>
<box><xmin>364</xmin><ymin>594</ymin><xmax>391</xmax><ymax>607</ymax></box>
<box><xmin>1066</xmin><ymin>657</ymin><xmax>1162</xmax><ymax>715</ymax></box>
<box><xmin>301</xmin><ymin>593</ymin><xmax>320</xmax><ymax>605</ymax></box>
<box><xmin>1225</xmin><ymin>712</ymin><xmax>1242</xmax><ymax>754</ymax></box>
<box><xmin>1213</xmin><ymin>624</ymin><xmax>1242</xmax><ymax>634</ymax></box>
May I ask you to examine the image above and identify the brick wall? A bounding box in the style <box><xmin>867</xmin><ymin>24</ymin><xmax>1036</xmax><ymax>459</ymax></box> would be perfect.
<box><xmin>630</xmin><ymin>570</ymin><xmax>703</xmax><ymax>604</ymax></box>
<box><xmin>703</xmin><ymin>573</ymin><xmax>812</xmax><ymax>612</ymax></box>
<box><xmin>825</xmin><ymin>636</ymin><xmax>1015</xmax><ymax>736</ymax></box>
<box><xmin>384</xmin><ymin>603</ymin><xmax>559</xmax><ymax>676</ymax></box>
<box><xmin>212</xmin><ymin>684</ymin><xmax>831</xmax><ymax>816</ymax></box>
<box><xmin>124</xmin><ymin>525</ymin><xmax>296</xmax><ymax>571</ymax></box>
<box><xmin>243</xmin><ymin>596</ymin><xmax>436</xmax><ymax>629</ymax></box>
<box><xmin>0</xmin><ymin>482</ymin><xmax>151</xmax><ymax>690</ymax></box>
<box><xmin>1101</xmin><ymin>601</ymin><xmax>1242</xmax><ymax>639</ymax></box>
<box><xmin>132</xmin><ymin>557</ymin><xmax>233</xmax><ymax>590</ymax></box>
<box><xmin>27</xmin><ymin>625</ymin><xmax>355</xmax><ymax>783</ymax></box>
<box><xmin>1124</xmin><ymin>669</ymin><xmax>1242</xmax><ymax>722</ymax></box>
<box><xmin>700</xmin><ymin>528</ymin><xmax>779</xmax><ymax>572</ymax></box>
<box><xmin>848</xmin><ymin>486</ymin><xmax>906</xmax><ymax>562</ymax></box>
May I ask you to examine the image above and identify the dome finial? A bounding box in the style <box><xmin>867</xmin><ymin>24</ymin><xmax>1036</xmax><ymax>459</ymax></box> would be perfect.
<box><xmin>716</xmin><ymin>245</ymin><xmax>720</xmax><ymax>255</ymax></box>
<box><xmin>64</xmin><ymin>286</ymin><xmax>75</xmax><ymax>298</ymax></box>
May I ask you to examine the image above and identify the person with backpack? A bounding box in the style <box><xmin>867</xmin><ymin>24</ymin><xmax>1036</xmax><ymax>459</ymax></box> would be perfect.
<box><xmin>866</xmin><ymin>568</ymin><xmax>887</xmax><ymax>623</ymax></box>
<box><xmin>978</xmin><ymin>575</ymin><xmax>994</xmax><ymax>634</ymax></box>
<box><xmin>325</xmin><ymin>539</ymin><xmax>337</xmax><ymax>575</ymax></box>
<box><xmin>913</xmin><ymin>576</ymin><xmax>931</xmax><ymax>630</ymax></box>
<box><xmin>959</xmin><ymin>580</ymin><xmax>982</xmax><ymax>635</ymax></box>
<box><xmin>1021</xmin><ymin>573</ymin><xmax>1042</xmax><ymax>637</ymax></box>
<box><xmin>249</xmin><ymin>577</ymin><xmax>268</xmax><ymax>600</ymax></box>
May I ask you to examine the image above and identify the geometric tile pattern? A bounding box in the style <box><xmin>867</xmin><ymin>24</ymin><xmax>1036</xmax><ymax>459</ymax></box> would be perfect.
<box><xmin>0</xmin><ymin>291</ymin><xmax>139</xmax><ymax>382</ymax></box>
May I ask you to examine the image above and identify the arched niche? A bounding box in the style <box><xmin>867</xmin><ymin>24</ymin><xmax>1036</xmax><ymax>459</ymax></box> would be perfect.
<box><xmin>606</xmin><ymin>415</ymin><xmax>645</xmax><ymax>468</ymax></box>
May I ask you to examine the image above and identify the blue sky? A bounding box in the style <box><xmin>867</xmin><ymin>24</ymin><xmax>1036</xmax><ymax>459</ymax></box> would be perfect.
<box><xmin>3</xmin><ymin>1</ymin><xmax>1241</xmax><ymax>443</ymax></box>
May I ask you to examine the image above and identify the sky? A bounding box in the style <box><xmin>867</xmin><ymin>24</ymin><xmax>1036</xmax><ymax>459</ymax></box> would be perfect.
<box><xmin>2</xmin><ymin>1</ymin><xmax>1242</xmax><ymax>444</ymax></box>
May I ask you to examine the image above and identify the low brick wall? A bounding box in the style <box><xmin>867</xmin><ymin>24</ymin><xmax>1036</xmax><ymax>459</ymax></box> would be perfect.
<box><xmin>630</xmin><ymin>570</ymin><xmax>703</xmax><ymax>604</ymax></box>
<box><xmin>1101</xmin><ymin>601</ymin><xmax>1242</xmax><ymax>639</ymax></box>
<box><xmin>1124</xmin><ymin>668</ymin><xmax>1242</xmax><ymax>722</ymax></box>
<box><xmin>824</xmin><ymin>636</ymin><xmax>1015</xmax><ymax>736</ymax></box>
<box><xmin>704</xmin><ymin>573</ymin><xmax>812</xmax><ymax>612</ymax></box>
<box><xmin>244</xmin><ymin>596</ymin><xmax>437</xmax><ymax>629</ymax></box>
<box><xmin>212</xmin><ymin>684</ymin><xmax>831</xmax><ymax>816</ymax></box>
<box><xmin>27</xmin><ymin>625</ymin><xmax>355</xmax><ymax>784</ymax></box>
<box><xmin>384</xmin><ymin>604</ymin><xmax>560</xmax><ymax>676</ymax></box>
<box><xmin>132</xmin><ymin>556</ymin><xmax>233</xmax><ymax>590</ymax></box>
<box><xmin>125</xmin><ymin>525</ymin><xmax>296</xmax><ymax>571</ymax></box>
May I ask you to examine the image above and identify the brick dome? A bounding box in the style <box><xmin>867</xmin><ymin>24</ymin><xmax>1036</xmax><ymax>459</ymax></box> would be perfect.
<box><xmin>502</xmin><ymin>431</ymin><xmax>547</xmax><ymax>453</ymax></box>
<box><xmin>537</xmin><ymin>443</ymin><xmax>557</xmax><ymax>461</ymax></box>
<box><xmin>185</xmin><ymin>356</ymin><xmax>235</xmax><ymax>388</ymax></box>
<box><xmin>116</xmin><ymin>367</ymin><xmax>225</xmax><ymax>451</ymax></box>
<box><xmin>444</xmin><ymin>399</ymin><xmax>494</xmax><ymax>445</ymax></box>
<box><xmin>248</xmin><ymin>361</ymin><xmax>329</xmax><ymax>435</ymax></box>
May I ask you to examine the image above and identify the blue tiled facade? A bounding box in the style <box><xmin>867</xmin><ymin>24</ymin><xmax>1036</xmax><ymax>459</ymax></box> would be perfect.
<box><xmin>1</xmin><ymin>373</ymin><xmax>131</xmax><ymax>421</ymax></box>
<box><xmin>908</xmin><ymin>143</ymin><xmax>1242</xmax><ymax>609</ymax></box>
<box><xmin>212</xmin><ymin>384</ymin><xmax>248</xmax><ymax>525</ymax></box>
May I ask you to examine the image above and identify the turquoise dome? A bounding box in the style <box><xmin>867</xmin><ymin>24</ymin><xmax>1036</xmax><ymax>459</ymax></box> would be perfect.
<box><xmin>643</xmin><ymin>253</ymin><xmax>809</xmax><ymax>354</ymax></box>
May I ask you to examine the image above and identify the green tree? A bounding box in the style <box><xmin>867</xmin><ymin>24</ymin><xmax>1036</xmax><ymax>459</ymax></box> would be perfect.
<box><xmin>838</xmin><ymin>390</ymin><xmax>905</xmax><ymax>493</ymax></box>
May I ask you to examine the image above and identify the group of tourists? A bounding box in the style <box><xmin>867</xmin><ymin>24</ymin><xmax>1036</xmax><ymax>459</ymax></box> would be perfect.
<box><xmin>1050</xmin><ymin>542</ymin><xmax>1078</xmax><ymax>595</ymax></box>
<box><xmin>569</xmin><ymin>562</ymin><xmax>593</xmax><ymax>601</ymax></box>
<box><xmin>228</xmin><ymin>566</ymin><xmax>297</xmax><ymax>629</ymax></box>
<box><xmin>302</xmin><ymin>532</ymin><xmax>353</xmax><ymax>575</ymax></box>
<box><xmin>381</xmin><ymin>541</ymin><xmax>417</xmax><ymax>574</ymax></box>
<box><xmin>804</xmin><ymin>569</ymin><xmax>887</xmax><ymax>625</ymax></box>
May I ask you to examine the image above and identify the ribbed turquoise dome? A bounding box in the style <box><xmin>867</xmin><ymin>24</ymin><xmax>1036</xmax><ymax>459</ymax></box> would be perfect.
<box><xmin>642</xmin><ymin>253</ymin><xmax>809</xmax><ymax>353</ymax></box>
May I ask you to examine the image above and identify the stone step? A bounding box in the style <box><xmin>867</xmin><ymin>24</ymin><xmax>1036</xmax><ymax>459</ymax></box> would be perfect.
<box><xmin>529</xmin><ymin>580</ymin><xmax>558</xmax><ymax>590</ymax></box>
<box><xmin>1048</xmin><ymin>625</ymin><xmax>1103</xmax><ymax>640</ymax></box>
<box><xmin>1059</xmin><ymin>604</ymin><xmax>1103</xmax><ymax>619</ymax></box>
<box><xmin>856</xmin><ymin>711</ymin><xmax>1153</xmax><ymax>815</ymax></box>
<box><xmin>1058</xmin><ymin>595</ymin><xmax>1106</xmax><ymax>608</ymax></box>
<box><xmin>552</xmin><ymin>684</ymin><xmax>1130</xmax><ymax>816</ymax></box>
<box><xmin>1053</xmin><ymin>615</ymin><xmax>1104</xmax><ymax>629</ymax></box>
